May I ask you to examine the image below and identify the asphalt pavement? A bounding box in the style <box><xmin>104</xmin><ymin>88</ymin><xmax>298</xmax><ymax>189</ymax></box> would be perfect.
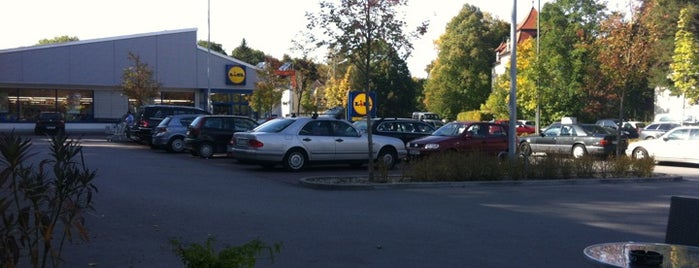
<box><xmin>18</xmin><ymin>134</ymin><xmax>699</xmax><ymax>268</ymax></box>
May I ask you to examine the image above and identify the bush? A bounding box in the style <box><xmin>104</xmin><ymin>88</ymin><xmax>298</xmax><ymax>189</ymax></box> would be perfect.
<box><xmin>405</xmin><ymin>152</ymin><xmax>656</xmax><ymax>181</ymax></box>
<box><xmin>171</xmin><ymin>236</ymin><xmax>281</xmax><ymax>268</ymax></box>
<box><xmin>0</xmin><ymin>132</ymin><xmax>98</xmax><ymax>268</ymax></box>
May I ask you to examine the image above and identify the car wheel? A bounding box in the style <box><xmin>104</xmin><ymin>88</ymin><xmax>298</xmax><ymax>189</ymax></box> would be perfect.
<box><xmin>572</xmin><ymin>145</ymin><xmax>587</xmax><ymax>158</ymax></box>
<box><xmin>632</xmin><ymin>147</ymin><xmax>649</xmax><ymax>160</ymax></box>
<box><xmin>376</xmin><ymin>147</ymin><xmax>398</xmax><ymax>169</ymax></box>
<box><xmin>283</xmin><ymin>149</ymin><xmax>307</xmax><ymax>171</ymax></box>
<box><xmin>519</xmin><ymin>142</ymin><xmax>532</xmax><ymax>156</ymax></box>
<box><xmin>167</xmin><ymin>137</ymin><xmax>185</xmax><ymax>153</ymax></box>
<box><xmin>198</xmin><ymin>143</ymin><xmax>214</xmax><ymax>158</ymax></box>
<box><xmin>645</xmin><ymin>136</ymin><xmax>655</xmax><ymax>140</ymax></box>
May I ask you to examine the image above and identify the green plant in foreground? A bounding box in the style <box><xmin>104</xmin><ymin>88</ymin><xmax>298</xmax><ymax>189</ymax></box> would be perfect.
<box><xmin>171</xmin><ymin>236</ymin><xmax>282</xmax><ymax>268</ymax></box>
<box><xmin>0</xmin><ymin>132</ymin><xmax>98</xmax><ymax>268</ymax></box>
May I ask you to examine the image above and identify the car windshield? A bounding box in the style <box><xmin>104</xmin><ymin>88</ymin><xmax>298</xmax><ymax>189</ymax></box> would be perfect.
<box><xmin>253</xmin><ymin>118</ymin><xmax>294</xmax><ymax>133</ymax></box>
<box><xmin>432</xmin><ymin>123</ymin><xmax>466</xmax><ymax>136</ymax></box>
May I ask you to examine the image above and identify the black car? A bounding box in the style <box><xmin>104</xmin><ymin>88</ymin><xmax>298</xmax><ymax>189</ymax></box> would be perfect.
<box><xmin>127</xmin><ymin>105</ymin><xmax>210</xmax><ymax>144</ymax></box>
<box><xmin>34</xmin><ymin>112</ymin><xmax>65</xmax><ymax>135</ymax></box>
<box><xmin>520</xmin><ymin>123</ymin><xmax>627</xmax><ymax>158</ymax></box>
<box><xmin>352</xmin><ymin>118</ymin><xmax>436</xmax><ymax>143</ymax></box>
<box><xmin>185</xmin><ymin>115</ymin><xmax>259</xmax><ymax>158</ymax></box>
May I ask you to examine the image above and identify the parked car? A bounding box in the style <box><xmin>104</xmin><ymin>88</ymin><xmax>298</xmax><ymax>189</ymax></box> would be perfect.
<box><xmin>626</xmin><ymin>126</ymin><xmax>699</xmax><ymax>164</ymax></box>
<box><xmin>595</xmin><ymin>119</ymin><xmax>641</xmax><ymax>139</ymax></box>
<box><xmin>185</xmin><ymin>115</ymin><xmax>259</xmax><ymax>158</ymax></box>
<box><xmin>127</xmin><ymin>105</ymin><xmax>210</xmax><ymax>144</ymax></box>
<box><xmin>405</xmin><ymin>121</ymin><xmax>510</xmax><ymax>158</ymax></box>
<box><xmin>412</xmin><ymin>112</ymin><xmax>444</xmax><ymax>128</ymax></box>
<box><xmin>639</xmin><ymin>122</ymin><xmax>681</xmax><ymax>140</ymax></box>
<box><xmin>151</xmin><ymin>114</ymin><xmax>200</xmax><ymax>153</ymax></box>
<box><xmin>494</xmin><ymin>119</ymin><xmax>536</xmax><ymax>136</ymax></box>
<box><xmin>352</xmin><ymin>118</ymin><xmax>436</xmax><ymax>143</ymax></box>
<box><xmin>34</xmin><ymin>112</ymin><xmax>65</xmax><ymax>135</ymax></box>
<box><xmin>520</xmin><ymin>122</ymin><xmax>627</xmax><ymax>158</ymax></box>
<box><xmin>230</xmin><ymin>117</ymin><xmax>407</xmax><ymax>171</ymax></box>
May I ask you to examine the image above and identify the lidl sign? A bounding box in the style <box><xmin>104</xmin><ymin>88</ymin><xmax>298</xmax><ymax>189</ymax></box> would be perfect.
<box><xmin>348</xmin><ymin>91</ymin><xmax>376</xmax><ymax>119</ymax></box>
<box><xmin>226</xmin><ymin>65</ymin><xmax>246</xmax><ymax>85</ymax></box>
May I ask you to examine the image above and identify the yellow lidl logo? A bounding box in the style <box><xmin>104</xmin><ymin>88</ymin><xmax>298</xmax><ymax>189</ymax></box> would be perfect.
<box><xmin>226</xmin><ymin>65</ymin><xmax>246</xmax><ymax>85</ymax></box>
<box><xmin>352</xmin><ymin>92</ymin><xmax>373</xmax><ymax>116</ymax></box>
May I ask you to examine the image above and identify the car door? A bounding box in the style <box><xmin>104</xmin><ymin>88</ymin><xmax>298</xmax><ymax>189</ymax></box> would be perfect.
<box><xmin>482</xmin><ymin>123</ymin><xmax>509</xmax><ymax>155</ymax></box>
<box><xmin>658</xmin><ymin>128</ymin><xmax>690</xmax><ymax>162</ymax></box>
<box><xmin>331</xmin><ymin>120</ymin><xmax>365</xmax><ymax>160</ymax></box>
<box><xmin>298</xmin><ymin>120</ymin><xmax>337</xmax><ymax>160</ymax></box>
<box><xmin>531</xmin><ymin>125</ymin><xmax>560</xmax><ymax>153</ymax></box>
<box><xmin>554</xmin><ymin>124</ymin><xmax>576</xmax><ymax>154</ymax></box>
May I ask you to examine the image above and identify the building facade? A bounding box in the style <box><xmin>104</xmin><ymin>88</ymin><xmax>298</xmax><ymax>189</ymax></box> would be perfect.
<box><xmin>0</xmin><ymin>28</ymin><xmax>259</xmax><ymax>130</ymax></box>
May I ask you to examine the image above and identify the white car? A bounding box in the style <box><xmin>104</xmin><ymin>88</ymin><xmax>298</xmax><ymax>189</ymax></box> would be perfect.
<box><xmin>626</xmin><ymin>126</ymin><xmax>699</xmax><ymax>164</ymax></box>
<box><xmin>230</xmin><ymin>117</ymin><xmax>408</xmax><ymax>171</ymax></box>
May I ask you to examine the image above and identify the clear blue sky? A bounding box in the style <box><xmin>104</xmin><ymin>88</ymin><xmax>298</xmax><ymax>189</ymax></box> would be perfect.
<box><xmin>1</xmin><ymin>0</ymin><xmax>632</xmax><ymax>78</ymax></box>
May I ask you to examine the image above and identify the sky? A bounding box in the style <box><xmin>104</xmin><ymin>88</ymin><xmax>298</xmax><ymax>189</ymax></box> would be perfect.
<box><xmin>0</xmin><ymin>0</ymin><xmax>633</xmax><ymax>78</ymax></box>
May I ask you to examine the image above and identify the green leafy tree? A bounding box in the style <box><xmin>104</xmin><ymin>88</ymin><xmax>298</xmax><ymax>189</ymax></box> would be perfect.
<box><xmin>669</xmin><ymin>7</ymin><xmax>699</xmax><ymax>104</ymax></box>
<box><xmin>423</xmin><ymin>4</ymin><xmax>508</xmax><ymax>120</ymax></box>
<box><xmin>247</xmin><ymin>60</ymin><xmax>285</xmax><ymax>117</ymax></box>
<box><xmin>121</xmin><ymin>52</ymin><xmax>161</xmax><ymax>109</ymax></box>
<box><xmin>305</xmin><ymin>0</ymin><xmax>428</xmax><ymax>177</ymax></box>
<box><xmin>230</xmin><ymin>39</ymin><xmax>266</xmax><ymax>65</ymax></box>
<box><xmin>535</xmin><ymin>0</ymin><xmax>606</xmax><ymax>123</ymax></box>
<box><xmin>197</xmin><ymin>40</ymin><xmax>227</xmax><ymax>55</ymax></box>
<box><xmin>371</xmin><ymin>42</ymin><xmax>416</xmax><ymax>117</ymax></box>
<box><xmin>285</xmin><ymin>56</ymin><xmax>321</xmax><ymax>116</ymax></box>
<box><xmin>324</xmin><ymin>66</ymin><xmax>354</xmax><ymax>109</ymax></box>
<box><xmin>36</xmin><ymin>35</ymin><xmax>79</xmax><ymax>45</ymax></box>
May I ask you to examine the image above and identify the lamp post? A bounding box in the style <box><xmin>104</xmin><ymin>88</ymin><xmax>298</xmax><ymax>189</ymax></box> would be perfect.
<box><xmin>508</xmin><ymin>0</ymin><xmax>518</xmax><ymax>160</ymax></box>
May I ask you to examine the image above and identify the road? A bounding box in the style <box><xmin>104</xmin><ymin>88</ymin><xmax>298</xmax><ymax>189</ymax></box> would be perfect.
<box><xmin>24</xmin><ymin>135</ymin><xmax>699</xmax><ymax>268</ymax></box>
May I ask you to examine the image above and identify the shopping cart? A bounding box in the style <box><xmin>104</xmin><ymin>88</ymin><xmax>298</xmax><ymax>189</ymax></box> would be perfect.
<box><xmin>107</xmin><ymin>122</ymin><xmax>130</xmax><ymax>142</ymax></box>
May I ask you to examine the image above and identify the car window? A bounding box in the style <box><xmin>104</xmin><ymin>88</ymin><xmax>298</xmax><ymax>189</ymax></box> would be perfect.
<box><xmin>433</xmin><ymin>123</ymin><xmax>463</xmax><ymax>136</ymax></box>
<box><xmin>467</xmin><ymin>124</ymin><xmax>488</xmax><ymax>137</ymax></box>
<box><xmin>301</xmin><ymin>121</ymin><xmax>332</xmax><ymax>136</ymax></box>
<box><xmin>412</xmin><ymin>123</ymin><xmax>433</xmax><ymax>133</ymax></box>
<box><xmin>255</xmin><ymin>119</ymin><xmax>294</xmax><ymax>133</ymax></box>
<box><xmin>234</xmin><ymin>119</ymin><xmax>257</xmax><ymax>132</ymax></box>
<box><xmin>489</xmin><ymin>124</ymin><xmax>507</xmax><ymax>136</ymax></box>
<box><xmin>560</xmin><ymin>125</ymin><xmax>573</xmax><ymax>136</ymax></box>
<box><xmin>179</xmin><ymin>117</ymin><xmax>196</xmax><ymax>126</ymax></box>
<box><xmin>544</xmin><ymin>125</ymin><xmax>560</xmax><ymax>136</ymax></box>
<box><xmin>203</xmin><ymin>118</ymin><xmax>222</xmax><ymax>129</ymax></box>
<box><xmin>690</xmin><ymin>129</ymin><xmax>699</xmax><ymax>140</ymax></box>
<box><xmin>666</xmin><ymin>129</ymin><xmax>689</xmax><ymax>140</ymax></box>
<box><xmin>659</xmin><ymin>124</ymin><xmax>679</xmax><ymax>130</ymax></box>
<box><xmin>332</xmin><ymin>121</ymin><xmax>359</xmax><ymax>137</ymax></box>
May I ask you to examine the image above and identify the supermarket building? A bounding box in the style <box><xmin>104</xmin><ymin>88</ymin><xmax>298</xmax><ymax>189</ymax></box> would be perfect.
<box><xmin>0</xmin><ymin>28</ymin><xmax>259</xmax><ymax>132</ymax></box>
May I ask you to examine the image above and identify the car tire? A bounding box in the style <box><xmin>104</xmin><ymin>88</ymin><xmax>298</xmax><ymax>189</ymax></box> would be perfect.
<box><xmin>167</xmin><ymin>137</ymin><xmax>185</xmax><ymax>153</ymax></box>
<box><xmin>519</xmin><ymin>142</ymin><xmax>532</xmax><ymax>156</ymax></box>
<box><xmin>198</xmin><ymin>143</ymin><xmax>214</xmax><ymax>158</ymax></box>
<box><xmin>283</xmin><ymin>149</ymin><xmax>307</xmax><ymax>171</ymax></box>
<box><xmin>376</xmin><ymin>147</ymin><xmax>398</xmax><ymax>169</ymax></box>
<box><xmin>632</xmin><ymin>147</ymin><xmax>649</xmax><ymax>160</ymax></box>
<box><xmin>572</xmin><ymin>145</ymin><xmax>587</xmax><ymax>158</ymax></box>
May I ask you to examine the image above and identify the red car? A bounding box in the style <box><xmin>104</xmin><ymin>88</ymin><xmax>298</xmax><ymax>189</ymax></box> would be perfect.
<box><xmin>406</xmin><ymin>121</ymin><xmax>510</xmax><ymax>158</ymax></box>
<box><xmin>495</xmin><ymin>120</ymin><xmax>536</xmax><ymax>136</ymax></box>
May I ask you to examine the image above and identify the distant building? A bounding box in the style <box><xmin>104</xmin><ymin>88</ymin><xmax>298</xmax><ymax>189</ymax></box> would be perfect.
<box><xmin>0</xmin><ymin>28</ymin><xmax>259</xmax><ymax>130</ymax></box>
<box><xmin>493</xmin><ymin>7</ymin><xmax>539</xmax><ymax>79</ymax></box>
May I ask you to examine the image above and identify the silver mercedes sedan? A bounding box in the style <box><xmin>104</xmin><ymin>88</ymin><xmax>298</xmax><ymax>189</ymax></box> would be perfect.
<box><xmin>229</xmin><ymin>117</ymin><xmax>407</xmax><ymax>171</ymax></box>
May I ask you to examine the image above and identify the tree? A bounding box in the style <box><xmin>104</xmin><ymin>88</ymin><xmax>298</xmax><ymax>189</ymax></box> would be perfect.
<box><xmin>286</xmin><ymin>56</ymin><xmax>321</xmax><ymax>116</ymax></box>
<box><xmin>423</xmin><ymin>5</ymin><xmax>508</xmax><ymax>120</ymax></box>
<box><xmin>36</xmin><ymin>35</ymin><xmax>79</xmax><ymax>45</ymax></box>
<box><xmin>247</xmin><ymin>60</ymin><xmax>285</xmax><ymax>118</ymax></box>
<box><xmin>197</xmin><ymin>40</ymin><xmax>227</xmax><ymax>55</ymax></box>
<box><xmin>230</xmin><ymin>39</ymin><xmax>266</xmax><ymax>65</ymax></box>
<box><xmin>669</xmin><ymin>7</ymin><xmax>699</xmax><ymax>104</ymax></box>
<box><xmin>305</xmin><ymin>0</ymin><xmax>428</xmax><ymax>178</ymax></box>
<box><xmin>324</xmin><ymin>67</ymin><xmax>354</xmax><ymax>109</ymax></box>
<box><xmin>121</xmin><ymin>52</ymin><xmax>161</xmax><ymax>109</ymax></box>
<box><xmin>371</xmin><ymin>42</ymin><xmax>416</xmax><ymax>117</ymax></box>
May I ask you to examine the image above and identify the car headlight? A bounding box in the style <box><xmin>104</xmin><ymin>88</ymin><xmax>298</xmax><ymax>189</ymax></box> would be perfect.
<box><xmin>425</xmin><ymin>143</ymin><xmax>440</xmax><ymax>149</ymax></box>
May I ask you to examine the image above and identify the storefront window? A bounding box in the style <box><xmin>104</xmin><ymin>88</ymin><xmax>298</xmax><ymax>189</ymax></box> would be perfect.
<box><xmin>0</xmin><ymin>88</ymin><xmax>94</xmax><ymax>122</ymax></box>
<box><xmin>211</xmin><ymin>92</ymin><xmax>252</xmax><ymax>117</ymax></box>
<box><xmin>158</xmin><ymin>91</ymin><xmax>195</xmax><ymax>106</ymax></box>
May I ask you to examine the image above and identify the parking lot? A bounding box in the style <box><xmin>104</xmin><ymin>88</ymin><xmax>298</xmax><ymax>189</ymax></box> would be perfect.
<box><xmin>24</xmin><ymin>134</ymin><xmax>699</xmax><ymax>267</ymax></box>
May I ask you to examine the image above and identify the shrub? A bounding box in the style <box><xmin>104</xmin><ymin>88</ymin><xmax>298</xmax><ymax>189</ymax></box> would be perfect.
<box><xmin>171</xmin><ymin>236</ymin><xmax>281</xmax><ymax>268</ymax></box>
<box><xmin>0</xmin><ymin>132</ymin><xmax>97</xmax><ymax>268</ymax></box>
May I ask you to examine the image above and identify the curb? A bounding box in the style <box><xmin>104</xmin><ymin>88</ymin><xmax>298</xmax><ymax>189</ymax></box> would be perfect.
<box><xmin>298</xmin><ymin>175</ymin><xmax>685</xmax><ymax>190</ymax></box>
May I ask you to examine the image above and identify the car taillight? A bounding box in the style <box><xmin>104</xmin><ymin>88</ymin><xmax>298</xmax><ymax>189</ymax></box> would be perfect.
<box><xmin>249</xmin><ymin>139</ymin><xmax>264</xmax><ymax>148</ymax></box>
<box><xmin>139</xmin><ymin>120</ymin><xmax>149</xmax><ymax>128</ymax></box>
<box><xmin>599</xmin><ymin>139</ymin><xmax>609</xmax><ymax>146</ymax></box>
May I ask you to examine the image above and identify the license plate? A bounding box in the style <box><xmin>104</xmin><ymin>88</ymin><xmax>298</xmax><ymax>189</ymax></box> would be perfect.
<box><xmin>236</xmin><ymin>138</ymin><xmax>248</xmax><ymax>146</ymax></box>
<box><xmin>46</xmin><ymin>126</ymin><xmax>56</xmax><ymax>129</ymax></box>
<box><xmin>409</xmin><ymin>149</ymin><xmax>421</xmax><ymax>155</ymax></box>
